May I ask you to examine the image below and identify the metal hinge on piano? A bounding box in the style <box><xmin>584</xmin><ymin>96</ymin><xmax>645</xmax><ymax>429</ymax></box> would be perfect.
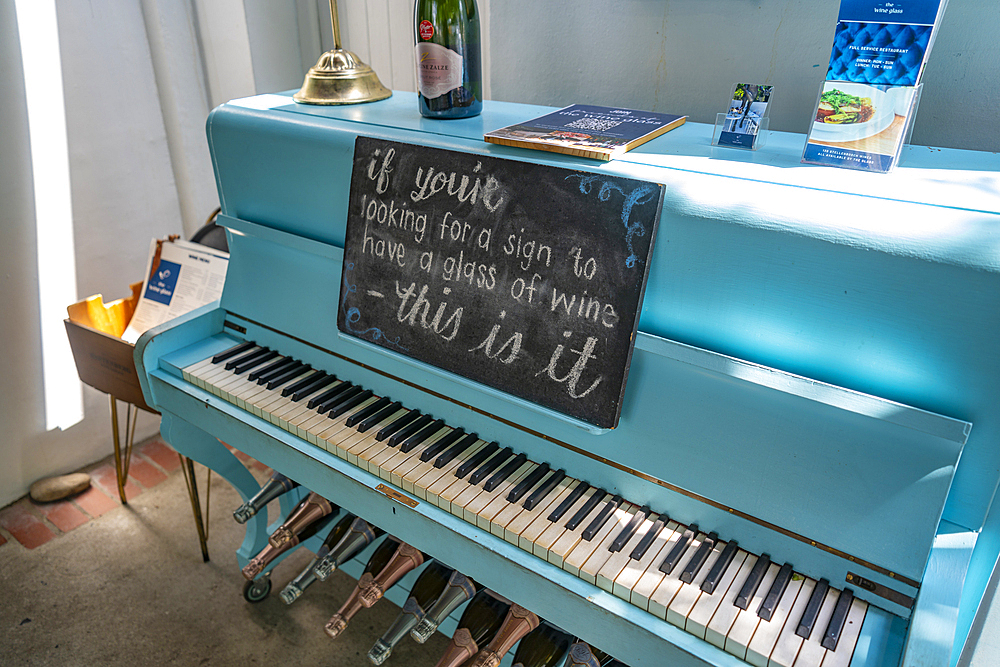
<box><xmin>136</xmin><ymin>301</ymin><xmax>972</xmax><ymax>667</ymax></box>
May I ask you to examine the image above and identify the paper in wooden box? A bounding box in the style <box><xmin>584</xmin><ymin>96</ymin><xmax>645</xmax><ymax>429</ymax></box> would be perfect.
<box><xmin>64</xmin><ymin>282</ymin><xmax>156</xmax><ymax>413</ymax></box>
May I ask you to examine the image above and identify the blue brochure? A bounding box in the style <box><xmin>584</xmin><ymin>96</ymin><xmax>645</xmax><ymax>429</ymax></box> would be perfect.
<box><xmin>803</xmin><ymin>0</ymin><xmax>947</xmax><ymax>173</ymax></box>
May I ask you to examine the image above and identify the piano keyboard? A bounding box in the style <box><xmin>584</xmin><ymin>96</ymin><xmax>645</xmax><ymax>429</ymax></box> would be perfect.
<box><xmin>182</xmin><ymin>340</ymin><xmax>870</xmax><ymax>667</ymax></box>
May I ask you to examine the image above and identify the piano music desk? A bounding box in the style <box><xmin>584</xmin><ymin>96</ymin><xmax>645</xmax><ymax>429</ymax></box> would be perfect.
<box><xmin>136</xmin><ymin>92</ymin><xmax>1000</xmax><ymax>667</ymax></box>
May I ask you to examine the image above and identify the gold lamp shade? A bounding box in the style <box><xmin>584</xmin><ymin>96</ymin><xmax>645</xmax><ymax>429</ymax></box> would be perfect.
<box><xmin>294</xmin><ymin>1</ymin><xmax>391</xmax><ymax>105</ymax></box>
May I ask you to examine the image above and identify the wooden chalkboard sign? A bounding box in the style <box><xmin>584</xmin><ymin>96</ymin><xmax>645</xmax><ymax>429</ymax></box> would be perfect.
<box><xmin>338</xmin><ymin>137</ymin><xmax>664</xmax><ymax>429</ymax></box>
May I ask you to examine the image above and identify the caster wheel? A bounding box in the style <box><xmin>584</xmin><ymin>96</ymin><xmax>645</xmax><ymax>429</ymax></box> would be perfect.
<box><xmin>243</xmin><ymin>576</ymin><xmax>271</xmax><ymax>603</ymax></box>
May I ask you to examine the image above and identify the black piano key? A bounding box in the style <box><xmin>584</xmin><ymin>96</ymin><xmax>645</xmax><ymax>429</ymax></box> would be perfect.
<box><xmin>283</xmin><ymin>370</ymin><xmax>325</xmax><ymax>397</ymax></box>
<box><xmin>249</xmin><ymin>356</ymin><xmax>294</xmax><ymax>382</ymax></box>
<box><xmin>433</xmin><ymin>432</ymin><xmax>479</xmax><ymax>468</ymax></box>
<box><xmin>212</xmin><ymin>341</ymin><xmax>255</xmax><ymax>364</ymax></box>
<box><xmin>758</xmin><ymin>562</ymin><xmax>794</xmax><ymax>621</ymax></box>
<box><xmin>629</xmin><ymin>517</ymin><xmax>666</xmax><ymax>560</ymax></box>
<box><xmin>293</xmin><ymin>374</ymin><xmax>337</xmax><ymax>401</ymax></box>
<box><xmin>701</xmin><ymin>540</ymin><xmax>739</xmax><ymax>594</ymax></box>
<box><xmin>548</xmin><ymin>482</ymin><xmax>591</xmax><ymax>523</ymax></box>
<box><xmin>345</xmin><ymin>396</ymin><xmax>392</xmax><ymax>428</ymax></box>
<box><xmin>376</xmin><ymin>410</ymin><xmax>421</xmax><ymax>442</ymax></box>
<box><xmin>307</xmin><ymin>380</ymin><xmax>350</xmax><ymax>409</ymax></box>
<box><xmin>357</xmin><ymin>401</ymin><xmax>403</xmax><ymax>433</ymax></box>
<box><xmin>328</xmin><ymin>389</ymin><xmax>373</xmax><ymax>418</ymax></box>
<box><xmin>564</xmin><ymin>489</ymin><xmax>607</xmax><ymax>531</ymax></box>
<box><xmin>822</xmin><ymin>588</ymin><xmax>853</xmax><ymax>650</ymax></box>
<box><xmin>400</xmin><ymin>418</ymin><xmax>448</xmax><ymax>453</ymax></box>
<box><xmin>265</xmin><ymin>362</ymin><xmax>309</xmax><ymax>389</ymax></box>
<box><xmin>796</xmin><ymin>578</ymin><xmax>830</xmax><ymax>639</ymax></box>
<box><xmin>469</xmin><ymin>447</ymin><xmax>514</xmax><ymax>485</ymax></box>
<box><xmin>506</xmin><ymin>463</ymin><xmax>550</xmax><ymax>504</ymax></box>
<box><xmin>610</xmin><ymin>505</ymin><xmax>651</xmax><ymax>553</ymax></box>
<box><xmin>317</xmin><ymin>385</ymin><xmax>363</xmax><ymax>414</ymax></box>
<box><xmin>735</xmin><ymin>553</ymin><xmax>771</xmax><ymax>609</ymax></box>
<box><xmin>659</xmin><ymin>524</ymin><xmax>698</xmax><ymax>574</ymax></box>
<box><xmin>388</xmin><ymin>414</ymin><xmax>436</xmax><ymax>448</ymax></box>
<box><xmin>483</xmin><ymin>453</ymin><xmax>528</xmax><ymax>492</ymax></box>
<box><xmin>231</xmin><ymin>349</ymin><xmax>279</xmax><ymax>374</ymax></box>
<box><xmin>582</xmin><ymin>495</ymin><xmax>623</xmax><ymax>541</ymax></box>
<box><xmin>523</xmin><ymin>468</ymin><xmax>565</xmax><ymax>510</ymax></box>
<box><xmin>223</xmin><ymin>346</ymin><xmax>270</xmax><ymax>370</ymax></box>
<box><xmin>455</xmin><ymin>441</ymin><xmax>499</xmax><ymax>479</ymax></box>
<box><xmin>680</xmin><ymin>531</ymin><xmax>718</xmax><ymax>583</ymax></box>
<box><xmin>410</xmin><ymin>422</ymin><xmax>458</xmax><ymax>458</ymax></box>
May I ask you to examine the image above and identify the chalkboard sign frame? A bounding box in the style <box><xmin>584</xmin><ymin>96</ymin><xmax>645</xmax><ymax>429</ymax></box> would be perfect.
<box><xmin>337</xmin><ymin>137</ymin><xmax>664</xmax><ymax>429</ymax></box>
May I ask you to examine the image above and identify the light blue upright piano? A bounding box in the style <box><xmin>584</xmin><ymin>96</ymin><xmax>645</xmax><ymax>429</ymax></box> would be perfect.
<box><xmin>135</xmin><ymin>91</ymin><xmax>1000</xmax><ymax>667</ymax></box>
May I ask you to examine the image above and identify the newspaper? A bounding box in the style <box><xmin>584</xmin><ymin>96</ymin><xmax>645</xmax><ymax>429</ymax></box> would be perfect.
<box><xmin>122</xmin><ymin>238</ymin><xmax>229</xmax><ymax>344</ymax></box>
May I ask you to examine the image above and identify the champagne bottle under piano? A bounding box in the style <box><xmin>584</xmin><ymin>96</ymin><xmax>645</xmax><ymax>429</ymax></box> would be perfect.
<box><xmin>135</xmin><ymin>90</ymin><xmax>1000</xmax><ymax>666</ymax></box>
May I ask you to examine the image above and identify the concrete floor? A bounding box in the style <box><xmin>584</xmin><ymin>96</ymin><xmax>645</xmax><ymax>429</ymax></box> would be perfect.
<box><xmin>0</xmin><ymin>454</ymin><xmax>449</xmax><ymax>667</ymax></box>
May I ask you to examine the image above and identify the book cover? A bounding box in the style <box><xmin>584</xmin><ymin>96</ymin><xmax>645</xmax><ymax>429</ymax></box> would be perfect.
<box><xmin>484</xmin><ymin>104</ymin><xmax>686</xmax><ymax>161</ymax></box>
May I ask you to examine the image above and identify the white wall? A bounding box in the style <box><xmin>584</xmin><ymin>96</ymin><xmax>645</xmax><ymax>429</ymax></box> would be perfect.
<box><xmin>488</xmin><ymin>0</ymin><xmax>999</xmax><ymax>153</ymax></box>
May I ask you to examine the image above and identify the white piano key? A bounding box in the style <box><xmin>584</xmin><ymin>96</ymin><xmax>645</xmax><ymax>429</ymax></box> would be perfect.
<box><xmin>649</xmin><ymin>532</ymin><xmax>716</xmax><ymax>620</ymax></box>
<box><xmin>545</xmin><ymin>491</ymin><xmax>612</xmax><ymax>568</ymax></box>
<box><xmin>745</xmin><ymin>575</ymin><xmax>806</xmax><ymax>667</ymax></box>
<box><xmin>487</xmin><ymin>471</ymin><xmax>568</xmax><ymax>541</ymax></box>
<box><xmin>576</xmin><ymin>503</ymin><xmax>640</xmax><ymax>584</ymax></box>
<box><xmin>422</xmin><ymin>441</ymin><xmax>489</xmax><ymax>507</ymax></box>
<box><xmin>685</xmin><ymin>549</ymin><xmax>751</xmax><ymax>640</ymax></box>
<box><xmin>507</xmin><ymin>477</ymin><xmax>577</xmax><ymax>550</ymax></box>
<box><xmin>476</xmin><ymin>462</ymin><xmax>539</xmax><ymax>530</ymax></box>
<box><xmin>465</xmin><ymin>462</ymin><xmax>534</xmax><ymax>528</ymax></box>
<box><xmin>613</xmin><ymin>520</ymin><xmax>681</xmax><ymax>602</ymax></box>
<box><xmin>705</xmin><ymin>553</ymin><xmax>760</xmax><ymax>649</ymax></box>
<box><xmin>725</xmin><ymin>562</ymin><xmax>781</xmax><ymax>659</ymax></box>
<box><xmin>564</xmin><ymin>502</ymin><xmax>636</xmax><ymax>580</ymax></box>
<box><xmin>595</xmin><ymin>512</ymin><xmax>659</xmax><ymax>593</ymax></box>
<box><xmin>629</xmin><ymin>525</ymin><xmax>688</xmax><ymax>612</ymax></box>
<box><xmin>767</xmin><ymin>577</ymin><xmax>816</xmax><ymax>667</ymax></box>
<box><xmin>666</xmin><ymin>538</ymin><xmax>727</xmax><ymax>628</ymax></box>
<box><xmin>516</xmin><ymin>480</ymin><xmax>582</xmax><ymax>552</ymax></box>
<box><xmin>792</xmin><ymin>585</ymin><xmax>841</xmax><ymax>667</ymax></box>
<box><xmin>818</xmin><ymin>597</ymin><xmax>867</xmax><ymax>667</ymax></box>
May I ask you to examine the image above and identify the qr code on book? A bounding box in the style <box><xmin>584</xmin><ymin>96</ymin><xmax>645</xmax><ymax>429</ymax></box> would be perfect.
<box><xmin>565</xmin><ymin>117</ymin><xmax>623</xmax><ymax>132</ymax></box>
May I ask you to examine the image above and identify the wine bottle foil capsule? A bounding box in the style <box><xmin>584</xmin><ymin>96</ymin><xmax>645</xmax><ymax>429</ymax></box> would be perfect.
<box><xmin>232</xmin><ymin>505</ymin><xmax>255</xmax><ymax>524</ymax></box>
<box><xmin>279</xmin><ymin>583</ymin><xmax>303</xmax><ymax>605</ymax></box>
<box><xmin>410</xmin><ymin>617</ymin><xmax>438</xmax><ymax>643</ymax></box>
<box><xmin>325</xmin><ymin>614</ymin><xmax>348</xmax><ymax>639</ymax></box>
<box><xmin>367</xmin><ymin>638</ymin><xmax>392</xmax><ymax>665</ymax></box>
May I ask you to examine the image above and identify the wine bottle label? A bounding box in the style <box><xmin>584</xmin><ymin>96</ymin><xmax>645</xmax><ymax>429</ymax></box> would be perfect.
<box><xmin>415</xmin><ymin>42</ymin><xmax>463</xmax><ymax>99</ymax></box>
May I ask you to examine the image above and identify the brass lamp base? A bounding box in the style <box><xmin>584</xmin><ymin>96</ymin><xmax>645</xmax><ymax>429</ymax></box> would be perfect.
<box><xmin>293</xmin><ymin>48</ymin><xmax>391</xmax><ymax>106</ymax></box>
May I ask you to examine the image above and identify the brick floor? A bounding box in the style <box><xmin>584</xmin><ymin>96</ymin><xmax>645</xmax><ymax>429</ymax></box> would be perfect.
<box><xmin>89</xmin><ymin>463</ymin><xmax>141</xmax><ymax>501</ymax></box>
<box><xmin>73</xmin><ymin>485</ymin><xmax>118</xmax><ymax>518</ymax></box>
<box><xmin>0</xmin><ymin>500</ymin><xmax>56</xmax><ymax>549</ymax></box>
<box><xmin>138</xmin><ymin>439</ymin><xmax>181</xmax><ymax>472</ymax></box>
<box><xmin>34</xmin><ymin>500</ymin><xmax>89</xmax><ymax>533</ymax></box>
<box><xmin>128</xmin><ymin>456</ymin><xmax>168</xmax><ymax>489</ymax></box>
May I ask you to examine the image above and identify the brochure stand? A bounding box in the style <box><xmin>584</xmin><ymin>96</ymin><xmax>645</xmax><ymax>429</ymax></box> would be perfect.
<box><xmin>713</xmin><ymin>114</ymin><xmax>769</xmax><ymax>151</ymax></box>
<box><xmin>801</xmin><ymin>82</ymin><xmax>924</xmax><ymax>173</ymax></box>
<box><xmin>712</xmin><ymin>83</ymin><xmax>773</xmax><ymax>151</ymax></box>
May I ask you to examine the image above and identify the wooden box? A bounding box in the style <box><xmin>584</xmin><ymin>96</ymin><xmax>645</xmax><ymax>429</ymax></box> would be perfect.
<box><xmin>64</xmin><ymin>282</ymin><xmax>156</xmax><ymax>413</ymax></box>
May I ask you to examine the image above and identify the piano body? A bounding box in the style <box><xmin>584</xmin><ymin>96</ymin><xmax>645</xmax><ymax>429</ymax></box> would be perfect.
<box><xmin>135</xmin><ymin>91</ymin><xmax>1000</xmax><ymax>667</ymax></box>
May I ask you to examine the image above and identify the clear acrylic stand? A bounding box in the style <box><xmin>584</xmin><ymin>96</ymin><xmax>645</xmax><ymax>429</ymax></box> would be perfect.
<box><xmin>713</xmin><ymin>114</ymin><xmax>770</xmax><ymax>150</ymax></box>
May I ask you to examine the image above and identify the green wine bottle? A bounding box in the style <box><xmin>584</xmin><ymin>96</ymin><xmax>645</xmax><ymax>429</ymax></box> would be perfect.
<box><xmin>511</xmin><ymin>623</ymin><xmax>573</xmax><ymax>667</ymax></box>
<box><xmin>279</xmin><ymin>512</ymin><xmax>357</xmax><ymax>604</ymax></box>
<box><xmin>414</xmin><ymin>0</ymin><xmax>482</xmax><ymax>118</ymax></box>
<box><xmin>433</xmin><ymin>590</ymin><xmax>510</xmax><ymax>667</ymax></box>
<box><xmin>368</xmin><ymin>560</ymin><xmax>454</xmax><ymax>665</ymax></box>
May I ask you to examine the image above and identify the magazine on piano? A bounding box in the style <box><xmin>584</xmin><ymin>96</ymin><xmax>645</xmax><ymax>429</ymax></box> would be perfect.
<box><xmin>484</xmin><ymin>104</ymin><xmax>686</xmax><ymax>161</ymax></box>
